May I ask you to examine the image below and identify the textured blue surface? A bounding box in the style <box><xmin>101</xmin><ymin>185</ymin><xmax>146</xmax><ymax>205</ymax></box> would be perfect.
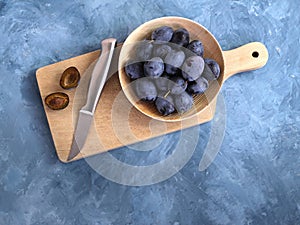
<box><xmin>0</xmin><ymin>0</ymin><xmax>300</xmax><ymax>224</ymax></box>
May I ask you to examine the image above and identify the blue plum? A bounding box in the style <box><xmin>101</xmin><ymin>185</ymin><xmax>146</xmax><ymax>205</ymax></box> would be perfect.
<box><xmin>152</xmin><ymin>44</ymin><xmax>172</xmax><ymax>59</ymax></box>
<box><xmin>135</xmin><ymin>41</ymin><xmax>153</xmax><ymax>61</ymax></box>
<box><xmin>154</xmin><ymin>73</ymin><xmax>170</xmax><ymax>92</ymax></box>
<box><xmin>187</xmin><ymin>77</ymin><xmax>209</xmax><ymax>95</ymax></box>
<box><xmin>164</xmin><ymin>50</ymin><xmax>185</xmax><ymax>75</ymax></box>
<box><xmin>174</xmin><ymin>91</ymin><xmax>193</xmax><ymax>114</ymax></box>
<box><xmin>151</xmin><ymin>26</ymin><xmax>174</xmax><ymax>42</ymax></box>
<box><xmin>170</xmin><ymin>28</ymin><xmax>190</xmax><ymax>47</ymax></box>
<box><xmin>204</xmin><ymin>58</ymin><xmax>220</xmax><ymax>80</ymax></box>
<box><xmin>125</xmin><ymin>61</ymin><xmax>144</xmax><ymax>80</ymax></box>
<box><xmin>168</xmin><ymin>75</ymin><xmax>187</xmax><ymax>95</ymax></box>
<box><xmin>181</xmin><ymin>56</ymin><xmax>205</xmax><ymax>81</ymax></box>
<box><xmin>187</xmin><ymin>40</ymin><xmax>204</xmax><ymax>57</ymax></box>
<box><xmin>134</xmin><ymin>78</ymin><xmax>157</xmax><ymax>101</ymax></box>
<box><xmin>144</xmin><ymin>57</ymin><xmax>164</xmax><ymax>78</ymax></box>
<box><xmin>155</xmin><ymin>94</ymin><xmax>175</xmax><ymax>116</ymax></box>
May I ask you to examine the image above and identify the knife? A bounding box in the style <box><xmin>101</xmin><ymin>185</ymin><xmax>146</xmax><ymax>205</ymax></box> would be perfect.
<box><xmin>67</xmin><ymin>38</ymin><xmax>117</xmax><ymax>161</ymax></box>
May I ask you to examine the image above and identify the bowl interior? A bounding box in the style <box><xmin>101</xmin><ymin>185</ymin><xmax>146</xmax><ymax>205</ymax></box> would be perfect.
<box><xmin>118</xmin><ymin>17</ymin><xmax>224</xmax><ymax>122</ymax></box>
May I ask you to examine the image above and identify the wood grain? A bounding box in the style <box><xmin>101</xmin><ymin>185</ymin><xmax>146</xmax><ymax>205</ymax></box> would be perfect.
<box><xmin>223</xmin><ymin>42</ymin><xmax>269</xmax><ymax>80</ymax></box>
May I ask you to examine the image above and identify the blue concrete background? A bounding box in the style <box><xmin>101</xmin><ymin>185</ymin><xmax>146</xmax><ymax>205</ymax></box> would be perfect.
<box><xmin>0</xmin><ymin>0</ymin><xmax>299</xmax><ymax>224</ymax></box>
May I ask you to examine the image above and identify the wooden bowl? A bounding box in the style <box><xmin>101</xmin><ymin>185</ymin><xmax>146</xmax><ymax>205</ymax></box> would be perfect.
<box><xmin>118</xmin><ymin>16</ymin><xmax>268</xmax><ymax>122</ymax></box>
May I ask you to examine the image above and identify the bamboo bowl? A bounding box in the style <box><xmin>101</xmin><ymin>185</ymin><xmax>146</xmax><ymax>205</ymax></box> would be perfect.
<box><xmin>118</xmin><ymin>17</ymin><xmax>268</xmax><ymax>122</ymax></box>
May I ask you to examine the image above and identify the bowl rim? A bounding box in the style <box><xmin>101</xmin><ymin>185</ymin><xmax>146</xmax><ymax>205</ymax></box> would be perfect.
<box><xmin>118</xmin><ymin>16</ymin><xmax>224</xmax><ymax>122</ymax></box>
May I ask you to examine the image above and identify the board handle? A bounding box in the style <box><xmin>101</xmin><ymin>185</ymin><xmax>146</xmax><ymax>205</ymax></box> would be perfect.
<box><xmin>222</xmin><ymin>42</ymin><xmax>269</xmax><ymax>81</ymax></box>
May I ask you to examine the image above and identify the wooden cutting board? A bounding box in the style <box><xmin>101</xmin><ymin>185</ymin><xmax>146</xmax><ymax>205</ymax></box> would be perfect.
<box><xmin>36</xmin><ymin>42</ymin><xmax>268</xmax><ymax>163</ymax></box>
<box><xmin>36</xmin><ymin>49</ymin><xmax>216</xmax><ymax>163</ymax></box>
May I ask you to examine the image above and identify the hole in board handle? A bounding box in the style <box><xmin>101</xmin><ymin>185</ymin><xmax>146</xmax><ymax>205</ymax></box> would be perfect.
<box><xmin>252</xmin><ymin>51</ymin><xmax>259</xmax><ymax>58</ymax></box>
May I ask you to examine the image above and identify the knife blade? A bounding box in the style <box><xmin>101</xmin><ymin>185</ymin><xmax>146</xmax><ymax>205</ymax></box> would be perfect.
<box><xmin>67</xmin><ymin>38</ymin><xmax>117</xmax><ymax>161</ymax></box>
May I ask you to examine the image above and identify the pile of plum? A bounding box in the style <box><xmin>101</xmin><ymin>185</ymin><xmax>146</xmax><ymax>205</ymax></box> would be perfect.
<box><xmin>125</xmin><ymin>26</ymin><xmax>220</xmax><ymax>116</ymax></box>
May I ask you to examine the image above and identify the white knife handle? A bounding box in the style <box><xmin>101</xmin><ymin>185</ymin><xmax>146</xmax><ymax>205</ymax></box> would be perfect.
<box><xmin>82</xmin><ymin>38</ymin><xmax>117</xmax><ymax>114</ymax></box>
